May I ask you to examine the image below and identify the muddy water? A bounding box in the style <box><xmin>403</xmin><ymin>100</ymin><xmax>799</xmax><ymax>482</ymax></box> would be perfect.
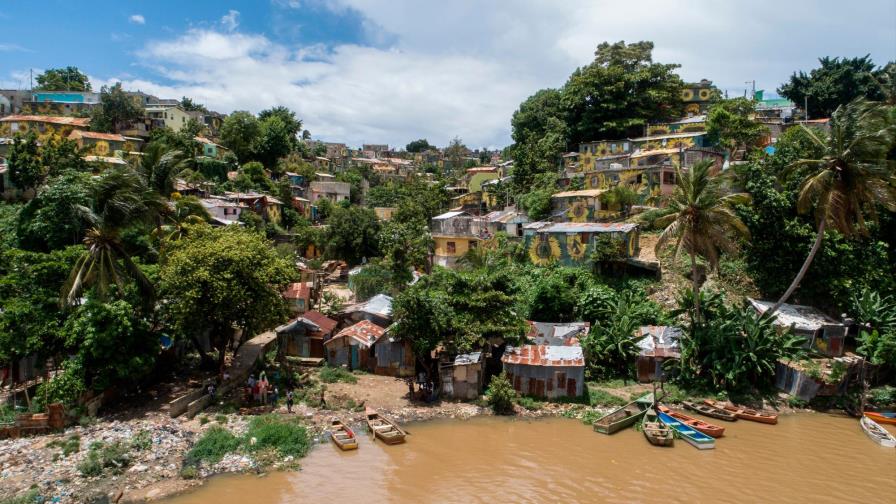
<box><xmin>166</xmin><ymin>413</ymin><xmax>895</xmax><ymax>504</ymax></box>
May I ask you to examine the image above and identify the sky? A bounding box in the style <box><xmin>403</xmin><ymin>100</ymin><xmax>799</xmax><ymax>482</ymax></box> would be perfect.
<box><xmin>1</xmin><ymin>0</ymin><xmax>894</xmax><ymax>148</ymax></box>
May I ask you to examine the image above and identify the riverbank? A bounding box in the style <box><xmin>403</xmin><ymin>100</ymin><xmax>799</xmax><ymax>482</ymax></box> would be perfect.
<box><xmin>0</xmin><ymin>370</ymin><xmax>809</xmax><ymax>504</ymax></box>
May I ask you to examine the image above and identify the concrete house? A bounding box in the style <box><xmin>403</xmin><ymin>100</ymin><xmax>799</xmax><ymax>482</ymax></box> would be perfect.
<box><xmin>0</xmin><ymin>115</ymin><xmax>89</xmax><ymax>141</ymax></box>
<box><xmin>431</xmin><ymin>211</ymin><xmax>486</xmax><ymax>268</ymax></box>
<box><xmin>199</xmin><ymin>197</ymin><xmax>246</xmax><ymax>226</ymax></box>
<box><xmin>275</xmin><ymin>310</ymin><xmax>337</xmax><ymax>361</ymax></box>
<box><xmin>309</xmin><ymin>181</ymin><xmax>351</xmax><ymax>203</ymax></box>
<box><xmin>523</xmin><ymin>221</ymin><xmax>640</xmax><ymax>267</ymax></box>
<box><xmin>68</xmin><ymin>130</ymin><xmax>142</xmax><ymax>157</ymax></box>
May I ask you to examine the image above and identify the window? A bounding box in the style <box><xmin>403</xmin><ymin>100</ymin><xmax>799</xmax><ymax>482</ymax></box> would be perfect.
<box><xmin>663</xmin><ymin>171</ymin><xmax>676</xmax><ymax>185</ymax></box>
<box><xmin>446</xmin><ymin>241</ymin><xmax>456</xmax><ymax>254</ymax></box>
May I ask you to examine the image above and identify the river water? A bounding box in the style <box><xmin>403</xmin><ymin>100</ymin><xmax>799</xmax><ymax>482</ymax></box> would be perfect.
<box><xmin>165</xmin><ymin>413</ymin><xmax>895</xmax><ymax>503</ymax></box>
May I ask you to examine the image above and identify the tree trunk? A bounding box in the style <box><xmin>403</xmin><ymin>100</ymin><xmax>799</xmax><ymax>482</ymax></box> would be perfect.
<box><xmin>767</xmin><ymin>219</ymin><xmax>826</xmax><ymax>316</ymax></box>
<box><xmin>190</xmin><ymin>335</ymin><xmax>216</xmax><ymax>369</ymax></box>
<box><xmin>690</xmin><ymin>249</ymin><xmax>700</xmax><ymax>321</ymax></box>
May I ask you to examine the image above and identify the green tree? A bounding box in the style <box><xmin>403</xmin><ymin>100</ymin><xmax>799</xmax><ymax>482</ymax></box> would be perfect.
<box><xmin>580</xmin><ymin>292</ymin><xmax>645</xmax><ymax>380</ymax></box>
<box><xmin>444</xmin><ymin>137</ymin><xmax>467</xmax><ymax>175</ymax></box>
<box><xmin>253</xmin><ymin>115</ymin><xmax>297</xmax><ymax>169</ymax></box>
<box><xmin>35</xmin><ymin>66</ymin><xmax>91</xmax><ymax>91</ymax></box>
<box><xmin>180</xmin><ymin>97</ymin><xmax>208</xmax><ymax>113</ymax></box>
<box><xmin>405</xmin><ymin>139</ymin><xmax>434</xmax><ymax>153</ymax></box>
<box><xmin>89</xmin><ymin>83</ymin><xmax>144</xmax><ymax>133</ymax></box>
<box><xmin>16</xmin><ymin>171</ymin><xmax>92</xmax><ymax>251</ymax></box>
<box><xmin>349</xmin><ymin>261</ymin><xmax>393</xmax><ymax>301</ymax></box>
<box><xmin>509</xmin><ymin>88</ymin><xmax>568</xmax><ymax>191</ymax></box>
<box><xmin>139</xmin><ymin>142</ymin><xmax>189</xmax><ymax>197</ymax></box>
<box><xmin>706</xmin><ymin>97</ymin><xmax>769</xmax><ymax>160</ymax></box>
<box><xmin>517</xmin><ymin>172</ymin><xmax>557</xmax><ymax>221</ymax></box>
<box><xmin>779</xmin><ymin>56</ymin><xmax>887</xmax><ymax>119</ymax></box>
<box><xmin>654</xmin><ymin>160</ymin><xmax>751</xmax><ymax>319</ymax></box>
<box><xmin>62</xmin><ymin>167</ymin><xmax>162</xmax><ymax>305</ymax></box>
<box><xmin>7</xmin><ymin>131</ymin><xmax>42</xmax><ymax>192</ymax></box>
<box><xmin>379</xmin><ymin>219</ymin><xmax>432</xmax><ymax>281</ymax></box>
<box><xmin>768</xmin><ymin>100</ymin><xmax>896</xmax><ymax>315</ymax></box>
<box><xmin>159</xmin><ymin>226</ymin><xmax>296</xmax><ymax>371</ymax></box>
<box><xmin>485</xmin><ymin>371</ymin><xmax>517</xmax><ymax>415</ymax></box>
<box><xmin>152</xmin><ymin>195</ymin><xmax>211</xmax><ymax>244</ymax></box>
<box><xmin>220</xmin><ymin>111</ymin><xmax>261</xmax><ymax>163</ymax></box>
<box><xmin>562</xmin><ymin>40</ymin><xmax>684</xmax><ymax>144</ymax></box>
<box><xmin>324</xmin><ymin>206</ymin><xmax>381</xmax><ymax>265</ymax></box>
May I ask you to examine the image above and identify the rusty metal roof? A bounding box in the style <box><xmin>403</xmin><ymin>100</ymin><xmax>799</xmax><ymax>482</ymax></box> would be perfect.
<box><xmin>501</xmin><ymin>344</ymin><xmax>584</xmax><ymax>367</ymax></box>
<box><xmin>523</xmin><ymin>221</ymin><xmax>637</xmax><ymax>233</ymax></box>
<box><xmin>69</xmin><ymin>130</ymin><xmax>127</xmax><ymax>142</ymax></box>
<box><xmin>301</xmin><ymin>310</ymin><xmax>338</xmax><ymax>334</ymax></box>
<box><xmin>527</xmin><ymin>321</ymin><xmax>589</xmax><ymax>345</ymax></box>
<box><xmin>282</xmin><ymin>282</ymin><xmax>311</xmax><ymax>300</ymax></box>
<box><xmin>0</xmin><ymin>114</ymin><xmax>90</xmax><ymax>127</ymax></box>
<box><xmin>327</xmin><ymin>320</ymin><xmax>385</xmax><ymax>348</ymax></box>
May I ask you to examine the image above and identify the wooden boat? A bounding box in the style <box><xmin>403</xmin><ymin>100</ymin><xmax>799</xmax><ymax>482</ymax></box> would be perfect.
<box><xmin>642</xmin><ymin>408</ymin><xmax>674</xmax><ymax>447</ymax></box>
<box><xmin>658</xmin><ymin>405</ymin><xmax>725</xmax><ymax>438</ymax></box>
<box><xmin>704</xmin><ymin>399</ymin><xmax>778</xmax><ymax>425</ymax></box>
<box><xmin>863</xmin><ymin>411</ymin><xmax>896</xmax><ymax>426</ymax></box>
<box><xmin>593</xmin><ymin>395</ymin><xmax>651</xmax><ymax>435</ymax></box>
<box><xmin>365</xmin><ymin>407</ymin><xmax>407</xmax><ymax>445</ymax></box>
<box><xmin>329</xmin><ymin>419</ymin><xmax>358</xmax><ymax>451</ymax></box>
<box><xmin>657</xmin><ymin>411</ymin><xmax>715</xmax><ymax>450</ymax></box>
<box><xmin>682</xmin><ymin>401</ymin><xmax>737</xmax><ymax>422</ymax></box>
<box><xmin>860</xmin><ymin>415</ymin><xmax>896</xmax><ymax>448</ymax></box>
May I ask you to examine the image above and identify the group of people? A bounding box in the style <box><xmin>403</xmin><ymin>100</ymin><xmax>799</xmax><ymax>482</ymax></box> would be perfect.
<box><xmin>246</xmin><ymin>372</ymin><xmax>297</xmax><ymax>413</ymax></box>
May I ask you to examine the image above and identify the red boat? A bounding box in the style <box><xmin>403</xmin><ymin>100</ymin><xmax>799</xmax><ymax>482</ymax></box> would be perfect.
<box><xmin>658</xmin><ymin>405</ymin><xmax>725</xmax><ymax>438</ymax></box>
<box><xmin>864</xmin><ymin>411</ymin><xmax>896</xmax><ymax>426</ymax></box>
<box><xmin>704</xmin><ymin>400</ymin><xmax>778</xmax><ymax>425</ymax></box>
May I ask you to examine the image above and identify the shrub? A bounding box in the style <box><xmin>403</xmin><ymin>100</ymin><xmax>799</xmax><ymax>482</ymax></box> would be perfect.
<box><xmin>77</xmin><ymin>441</ymin><xmax>130</xmax><ymax>477</ymax></box>
<box><xmin>318</xmin><ymin>366</ymin><xmax>358</xmax><ymax>384</ymax></box>
<box><xmin>0</xmin><ymin>489</ymin><xmax>42</xmax><ymax>504</ymax></box>
<box><xmin>47</xmin><ymin>435</ymin><xmax>81</xmax><ymax>458</ymax></box>
<box><xmin>215</xmin><ymin>414</ymin><xmax>228</xmax><ymax>424</ymax></box>
<box><xmin>486</xmin><ymin>371</ymin><xmax>516</xmax><ymax>415</ymax></box>
<box><xmin>586</xmin><ymin>389</ymin><xmax>628</xmax><ymax>407</ymax></box>
<box><xmin>179</xmin><ymin>466</ymin><xmax>199</xmax><ymax>480</ymax></box>
<box><xmin>185</xmin><ymin>426</ymin><xmax>240</xmax><ymax>466</ymax></box>
<box><xmin>869</xmin><ymin>385</ymin><xmax>896</xmax><ymax>407</ymax></box>
<box><xmin>243</xmin><ymin>415</ymin><xmax>311</xmax><ymax>458</ymax></box>
<box><xmin>130</xmin><ymin>430</ymin><xmax>152</xmax><ymax>451</ymax></box>
<box><xmin>516</xmin><ymin>396</ymin><xmax>544</xmax><ymax>411</ymax></box>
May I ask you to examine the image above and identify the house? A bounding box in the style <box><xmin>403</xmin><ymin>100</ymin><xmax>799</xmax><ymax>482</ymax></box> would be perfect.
<box><xmin>680</xmin><ymin>79</ymin><xmax>717</xmax><ymax>116</ymax></box>
<box><xmin>324</xmin><ymin>320</ymin><xmax>385</xmax><ymax>371</ymax></box>
<box><xmin>0</xmin><ymin>114</ymin><xmax>90</xmax><ymax>141</ymax></box>
<box><xmin>748</xmin><ymin>299</ymin><xmax>847</xmax><ymax>357</ymax></box>
<box><xmin>635</xmin><ymin>325</ymin><xmax>683</xmax><ymax>383</ymax></box>
<box><xmin>199</xmin><ymin>197</ymin><xmax>246</xmax><ymax>226</ymax></box>
<box><xmin>275</xmin><ymin>310</ymin><xmax>337</xmax><ymax>361</ymax></box>
<box><xmin>371</xmin><ymin>329</ymin><xmax>415</xmax><ymax>377</ymax></box>
<box><xmin>309</xmin><ymin>181</ymin><xmax>351</xmax><ymax>203</ymax></box>
<box><xmin>477</xmin><ymin>207</ymin><xmax>529</xmax><ymax>238</ymax></box>
<box><xmin>341</xmin><ymin>293</ymin><xmax>393</xmax><ymax>327</ymax></box>
<box><xmin>502</xmin><ymin>338</ymin><xmax>585</xmax><ymax>399</ymax></box>
<box><xmin>431</xmin><ymin>211</ymin><xmax>486</xmax><ymax>268</ymax></box>
<box><xmin>68</xmin><ymin>130</ymin><xmax>142</xmax><ymax>156</ymax></box>
<box><xmin>145</xmin><ymin>105</ymin><xmax>192</xmax><ymax>132</ymax></box>
<box><xmin>195</xmin><ymin>136</ymin><xmax>228</xmax><ymax>159</ymax></box>
<box><xmin>551</xmin><ymin>189</ymin><xmax>607</xmax><ymax>222</ymax></box>
<box><xmin>439</xmin><ymin>352</ymin><xmax>485</xmax><ymax>400</ymax></box>
<box><xmin>464</xmin><ymin>166</ymin><xmax>500</xmax><ymax>192</ymax></box>
<box><xmin>0</xmin><ymin>90</ymin><xmax>31</xmax><ymax>117</ymax></box>
<box><xmin>577</xmin><ymin>140</ymin><xmax>633</xmax><ymax>173</ymax></box>
<box><xmin>283</xmin><ymin>282</ymin><xmax>313</xmax><ymax>315</ymax></box>
<box><xmin>221</xmin><ymin>191</ymin><xmax>282</xmax><ymax>224</ymax></box>
<box><xmin>523</xmin><ymin>221</ymin><xmax>640</xmax><ymax>267</ymax></box>
<box><xmin>24</xmin><ymin>91</ymin><xmax>101</xmax><ymax>116</ymax></box>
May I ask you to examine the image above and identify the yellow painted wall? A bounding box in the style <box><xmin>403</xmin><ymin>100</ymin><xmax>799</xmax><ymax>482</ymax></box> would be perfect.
<box><xmin>434</xmin><ymin>236</ymin><xmax>477</xmax><ymax>257</ymax></box>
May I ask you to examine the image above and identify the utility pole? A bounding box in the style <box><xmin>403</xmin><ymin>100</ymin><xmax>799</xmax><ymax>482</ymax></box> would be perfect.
<box><xmin>804</xmin><ymin>95</ymin><xmax>809</xmax><ymax>121</ymax></box>
<box><xmin>745</xmin><ymin>80</ymin><xmax>756</xmax><ymax>99</ymax></box>
<box><xmin>29</xmin><ymin>68</ymin><xmax>33</xmax><ymax>92</ymax></box>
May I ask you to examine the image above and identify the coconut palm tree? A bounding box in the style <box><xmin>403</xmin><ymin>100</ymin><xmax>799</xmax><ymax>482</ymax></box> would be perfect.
<box><xmin>654</xmin><ymin>160</ymin><xmax>751</xmax><ymax>319</ymax></box>
<box><xmin>152</xmin><ymin>195</ymin><xmax>211</xmax><ymax>244</ymax></box>
<box><xmin>138</xmin><ymin>142</ymin><xmax>189</xmax><ymax>197</ymax></box>
<box><xmin>62</xmin><ymin>167</ymin><xmax>163</xmax><ymax>306</ymax></box>
<box><xmin>767</xmin><ymin>99</ymin><xmax>896</xmax><ymax>315</ymax></box>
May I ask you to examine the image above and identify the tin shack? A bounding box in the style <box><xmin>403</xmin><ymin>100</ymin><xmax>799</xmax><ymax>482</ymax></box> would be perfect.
<box><xmin>324</xmin><ymin>320</ymin><xmax>384</xmax><ymax>371</ymax></box>
<box><xmin>275</xmin><ymin>310</ymin><xmax>337</xmax><ymax>361</ymax></box>
<box><xmin>439</xmin><ymin>352</ymin><xmax>485</xmax><ymax>400</ymax></box>
<box><xmin>748</xmin><ymin>299</ymin><xmax>847</xmax><ymax>357</ymax></box>
<box><xmin>635</xmin><ymin>325</ymin><xmax>682</xmax><ymax>383</ymax></box>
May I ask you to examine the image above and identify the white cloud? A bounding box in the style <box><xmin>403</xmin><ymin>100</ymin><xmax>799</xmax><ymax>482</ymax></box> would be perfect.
<box><xmin>221</xmin><ymin>10</ymin><xmax>240</xmax><ymax>32</ymax></box>
<box><xmin>0</xmin><ymin>43</ymin><xmax>30</xmax><ymax>52</ymax></box>
<box><xmin>129</xmin><ymin>14</ymin><xmax>145</xmax><ymax>25</ymax></box>
<box><xmin>106</xmin><ymin>0</ymin><xmax>895</xmax><ymax>148</ymax></box>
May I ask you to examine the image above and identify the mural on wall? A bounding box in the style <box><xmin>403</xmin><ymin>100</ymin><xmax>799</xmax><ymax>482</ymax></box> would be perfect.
<box><xmin>566</xmin><ymin>200</ymin><xmax>591</xmax><ymax>222</ymax></box>
<box><xmin>528</xmin><ymin>234</ymin><xmax>561</xmax><ymax>266</ymax></box>
<box><xmin>566</xmin><ymin>234</ymin><xmax>587</xmax><ymax>261</ymax></box>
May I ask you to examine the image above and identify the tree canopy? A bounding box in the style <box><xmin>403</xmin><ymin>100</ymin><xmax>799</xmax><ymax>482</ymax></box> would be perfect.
<box><xmin>778</xmin><ymin>56</ymin><xmax>888</xmax><ymax>118</ymax></box>
<box><xmin>405</xmin><ymin>139</ymin><xmax>434</xmax><ymax>153</ymax></box>
<box><xmin>89</xmin><ymin>83</ymin><xmax>145</xmax><ymax>133</ymax></box>
<box><xmin>705</xmin><ymin>97</ymin><xmax>769</xmax><ymax>159</ymax></box>
<box><xmin>35</xmin><ymin>66</ymin><xmax>91</xmax><ymax>91</ymax></box>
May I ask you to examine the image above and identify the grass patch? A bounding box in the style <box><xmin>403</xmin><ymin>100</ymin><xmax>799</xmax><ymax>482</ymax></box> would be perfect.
<box><xmin>198</xmin><ymin>415</ymin><xmax>209</xmax><ymax>425</ymax></box>
<box><xmin>587</xmin><ymin>388</ymin><xmax>628</xmax><ymax>407</ymax></box>
<box><xmin>244</xmin><ymin>415</ymin><xmax>311</xmax><ymax>459</ymax></box>
<box><xmin>215</xmin><ymin>414</ymin><xmax>228</xmax><ymax>424</ymax></box>
<box><xmin>0</xmin><ymin>489</ymin><xmax>42</xmax><ymax>504</ymax></box>
<box><xmin>77</xmin><ymin>441</ymin><xmax>131</xmax><ymax>477</ymax></box>
<box><xmin>318</xmin><ymin>366</ymin><xmax>358</xmax><ymax>384</ymax></box>
<box><xmin>47</xmin><ymin>435</ymin><xmax>81</xmax><ymax>458</ymax></box>
<box><xmin>185</xmin><ymin>426</ymin><xmax>241</xmax><ymax>466</ymax></box>
<box><xmin>515</xmin><ymin>396</ymin><xmax>545</xmax><ymax>411</ymax></box>
<box><xmin>179</xmin><ymin>466</ymin><xmax>199</xmax><ymax>479</ymax></box>
<box><xmin>130</xmin><ymin>430</ymin><xmax>152</xmax><ymax>451</ymax></box>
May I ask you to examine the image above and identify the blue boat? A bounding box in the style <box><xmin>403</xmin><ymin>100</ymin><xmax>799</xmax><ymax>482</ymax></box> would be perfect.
<box><xmin>657</xmin><ymin>411</ymin><xmax>715</xmax><ymax>450</ymax></box>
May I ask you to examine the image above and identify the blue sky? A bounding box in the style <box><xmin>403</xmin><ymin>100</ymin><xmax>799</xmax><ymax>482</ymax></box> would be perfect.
<box><xmin>1</xmin><ymin>0</ymin><xmax>895</xmax><ymax>148</ymax></box>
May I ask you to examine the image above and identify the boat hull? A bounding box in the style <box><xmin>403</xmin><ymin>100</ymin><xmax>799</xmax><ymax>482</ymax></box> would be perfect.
<box><xmin>366</xmin><ymin>408</ymin><xmax>407</xmax><ymax>445</ymax></box>
<box><xmin>330</xmin><ymin>421</ymin><xmax>359</xmax><ymax>451</ymax></box>
<box><xmin>864</xmin><ymin>411</ymin><xmax>896</xmax><ymax>426</ymax></box>
<box><xmin>704</xmin><ymin>400</ymin><xmax>778</xmax><ymax>425</ymax></box>
<box><xmin>593</xmin><ymin>395</ymin><xmax>652</xmax><ymax>435</ymax></box>
<box><xmin>682</xmin><ymin>401</ymin><xmax>737</xmax><ymax>422</ymax></box>
<box><xmin>658</xmin><ymin>406</ymin><xmax>725</xmax><ymax>438</ymax></box>
<box><xmin>657</xmin><ymin>411</ymin><xmax>715</xmax><ymax>450</ymax></box>
<box><xmin>861</xmin><ymin>416</ymin><xmax>896</xmax><ymax>448</ymax></box>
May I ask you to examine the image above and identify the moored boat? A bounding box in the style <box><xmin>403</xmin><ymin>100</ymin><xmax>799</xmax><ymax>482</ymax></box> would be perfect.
<box><xmin>329</xmin><ymin>419</ymin><xmax>359</xmax><ymax>451</ymax></box>
<box><xmin>365</xmin><ymin>407</ymin><xmax>407</xmax><ymax>445</ymax></box>
<box><xmin>593</xmin><ymin>395</ymin><xmax>651</xmax><ymax>435</ymax></box>
<box><xmin>642</xmin><ymin>408</ymin><xmax>674</xmax><ymax>447</ymax></box>
<box><xmin>863</xmin><ymin>411</ymin><xmax>896</xmax><ymax>426</ymax></box>
<box><xmin>860</xmin><ymin>415</ymin><xmax>896</xmax><ymax>448</ymax></box>
<box><xmin>658</xmin><ymin>405</ymin><xmax>725</xmax><ymax>438</ymax></box>
<box><xmin>704</xmin><ymin>399</ymin><xmax>778</xmax><ymax>425</ymax></box>
<box><xmin>657</xmin><ymin>411</ymin><xmax>715</xmax><ymax>450</ymax></box>
<box><xmin>682</xmin><ymin>401</ymin><xmax>737</xmax><ymax>422</ymax></box>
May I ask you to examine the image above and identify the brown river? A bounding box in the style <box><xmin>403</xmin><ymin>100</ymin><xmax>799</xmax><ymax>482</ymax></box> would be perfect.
<box><xmin>165</xmin><ymin>413</ymin><xmax>895</xmax><ymax>504</ymax></box>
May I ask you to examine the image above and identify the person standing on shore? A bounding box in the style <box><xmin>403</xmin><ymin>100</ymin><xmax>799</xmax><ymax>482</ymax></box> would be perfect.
<box><xmin>286</xmin><ymin>389</ymin><xmax>294</xmax><ymax>413</ymax></box>
<box><xmin>271</xmin><ymin>386</ymin><xmax>279</xmax><ymax>407</ymax></box>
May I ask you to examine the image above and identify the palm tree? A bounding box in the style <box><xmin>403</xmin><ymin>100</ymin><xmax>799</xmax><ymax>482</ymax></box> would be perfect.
<box><xmin>767</xmin><ymin>99</ymin><xmax>896</xmax><ymax>315</ymax></box>
<box><xmin>138</xmin><ymin>142</ymin><xmax>189</xmax><ymax>197</ymax></box>
<box><xmin>654</xmin><ymin>160</ymin><xmax>751</xmax><ymax>319</ymax></box>
<box><xmin>62</xmin><ymin>167</ymin><xmax>163</xmax><ymax>306</ymax></box>
<box><xmin>152</xmin><ymin>195</ymin><xmax>211</xmax><ymax>244</ymax></box>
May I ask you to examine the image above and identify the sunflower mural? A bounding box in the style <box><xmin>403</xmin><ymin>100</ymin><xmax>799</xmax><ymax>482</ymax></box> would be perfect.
<box><xmin>685</xmin><ymin>103</ymin><xmax>700</xmax><ymax>115</ymax></box>
<box><xmin>528</xmin><ymin>234</ymin><xmax>560</xmax><ymax>266</ymax></box>
<box><xmin>567</xmin><ymin>200</ymin><xmax>590</xmax><ymax>222</ymax></box>
<box><xmin>566</xmin><ymin>234</ymin><xmax>587</xmax><ymax>261</ymax></box>
<box><xmin>681</xmin><ymin>89</ymin><xmax>695</xmax><ymax>101</ymax></box>
<box><xmin>94</xmin><ymin>141</ymin><xmax>110</xmax><ymax>156</ymax></box>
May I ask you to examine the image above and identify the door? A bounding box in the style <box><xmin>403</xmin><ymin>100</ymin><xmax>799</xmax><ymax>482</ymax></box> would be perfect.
<box><xmin>567</xmin><ymin>378</ymin><xmax>577</xmax><ymax>397</ymax></box>
<box><xmin>350</xmin><ymin>345</ymin><xmax>359</xmax><ymax>370</ymax></box>
<box><xmin>300</xmin><ymin>339</ymin><xmax>309</xmax><ymax>357</ymax></box>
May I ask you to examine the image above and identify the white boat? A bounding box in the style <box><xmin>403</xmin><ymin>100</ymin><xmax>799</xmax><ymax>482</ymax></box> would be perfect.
<box><xmin>860</xmin><ymin>415</ymin><xmax>896</xmax><ymax>448</ymax></box>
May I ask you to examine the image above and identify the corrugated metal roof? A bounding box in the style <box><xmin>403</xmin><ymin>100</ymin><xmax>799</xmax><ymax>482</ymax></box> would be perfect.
<box><xmin>523</xmin><ymin>222</ymin><xmax>637</xmax><ymax>233</ymax></box>
<box><xmin>326</xmin><ymin>320</ymin><xmax>385</xmax><ymax>347</ymax></box>
<box><xmin>527</xmin><ymin>321</ymin><xmax>589</xmax><ymax>345</ymax></box>
<box><xmin>0</xmin><ymin>114</ymin><xmax>90</xmax><ymax>127</ymax></box>
<box><xmin>433</xmin><ymin>210</ymin><xmax>467</xmax><ymax>220</ymax></box>
<box><xmin>748</xmin><ymin>298</ymin><xmax>842</xmax><ymax>331</ymax></box>
<box><xmin>344</xmin><ymin>293</ymin><xmax>393</xmax><ymax>318</ymax></box>
<box><xmin>629</xmin><ymin>131</ymin><xmax>705</xmax><ymax>142</ymax></box>
<box><xmin>282</xmin><ymin>282</ymin><xmax>311</xmax><ymax>300</ymax></box>
<box><xmin>302</xmin><ymin>310</ymin><xmax>338</xmax><ymax>334</ymax></box>
<box><xmin>83</xmin><ymin>156</ymin><xmax>128</xmax><ymax>165</ymax></box>
<box><xmin>501</xmin><ymin>344</ymin><xmax>584</xmax><ymax>367</ymax></box>
<box><xmin>69</xmin><ymin>130</ymin><xmax>127</xmax><ymax>142</ymax></box>
<box><xmin>636</xmin><ymin>325</ymin><xmax>683</xmax><ymax>358</ymax></box>
<box><xmin>551</xmin><ymin>189</ymin><xmax>606</xmax><ymax>198</ymax></box>
<box><xmin>454</xmin><ymin>352</ymin><xmax>482</xmax><ymax>365</ymax></box>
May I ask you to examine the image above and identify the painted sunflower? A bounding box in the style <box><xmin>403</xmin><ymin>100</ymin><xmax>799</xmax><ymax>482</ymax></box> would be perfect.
<box><xmin>529</xmin><ymin>235</ymin><xmax>560</xmax><ymax>266</ymax></box>
<box><xmin>567</xmin><ymin>201</ymin><xmax>589</xmax><ymax>222</ymax></box>
<box><xmin>566</xmin><ymin>234</ymin><xmax>587</xmax><ymax>260</ymax></box>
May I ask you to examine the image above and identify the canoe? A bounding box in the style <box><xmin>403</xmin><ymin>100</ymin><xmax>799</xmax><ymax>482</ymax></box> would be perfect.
<box><xmin>863</xmin><ymin>411</ymin><xmax>896</xmax><ymax>426</ymax></box>
<box><xmin>657</xmin><ymin>411</ymin><xmax>715</xmax><ymax>450</ymax></box>
<box><xmin>658</xmin><ymin>405</ymin><xmax>725</xmax><ymax>438</ymax></box>
<box><xmin>704</xmin><ymin>399</ymin><xmax>778</xmax><ymax>425</ymax></box>
<box><xmin>329</xmin><ymin>419</ymin><xmax>359</xmax><ymax>451</ymax></box>
<box><xmin>642</xmin><ymin>408</ymin><xmax>674</xmax><ymax>447</ymax></box>
<box><xmin>365</xmin><ymin>407</ymin><xmax>407</xmax><ymax>445</ymax></box>
<box><xmin>593</xmin><ymin>395</ymin><xmax>651</xmax><ymax>435</ymax></box>
<box><xmin>682</xmin><ymin>401</ymin><xmax>737</xmax><ymax>422</ymax></box>
<box><xmin>860</xmin><ymin>415</ymin><xmax>896</xmax><ymax>448</ymax></box>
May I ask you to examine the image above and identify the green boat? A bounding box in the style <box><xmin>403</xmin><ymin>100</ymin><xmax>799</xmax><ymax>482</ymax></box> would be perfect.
<box><xmin>593</xmin><ymin>393</ymin><xmax>652</xmax><ymax>435</ymax></box>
